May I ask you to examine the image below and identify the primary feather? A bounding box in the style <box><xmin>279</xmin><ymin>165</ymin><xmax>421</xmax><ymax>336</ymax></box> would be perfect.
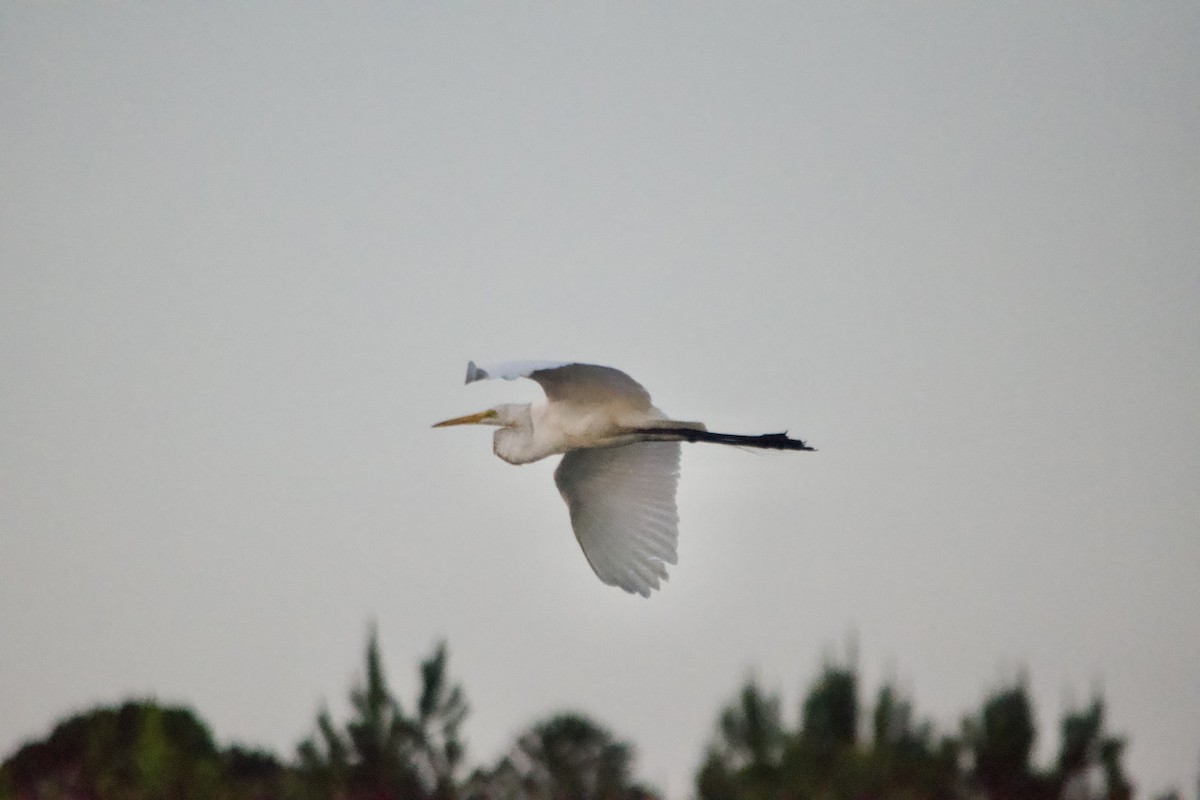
<box><xmin>554</xmin><ymin>441</ymin><xmax>680</xmax><ymax>598</ymax></box>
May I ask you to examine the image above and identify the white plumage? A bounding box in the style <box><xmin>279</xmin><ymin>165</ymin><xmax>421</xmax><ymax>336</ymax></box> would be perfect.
<box><xmin>555</xmin><ymin>441</ymin><xmax>681</xmax><ymax>596</ymax></box>
<box><xmin>434</xmin><ymin>360</ymin><xmax>814</xmax><ymax>597</ymax></box>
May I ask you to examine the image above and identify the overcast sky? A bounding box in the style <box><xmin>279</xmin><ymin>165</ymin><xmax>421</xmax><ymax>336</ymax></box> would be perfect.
<box><xmin>2</xmin><ymin>2</ymin><xmax>1198</xmax><ymax>798</ymax></box>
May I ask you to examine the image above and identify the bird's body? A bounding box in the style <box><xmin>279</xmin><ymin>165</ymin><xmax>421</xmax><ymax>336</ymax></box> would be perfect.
<box><xmin>434</xmin><ymin>360</ymin><xmax>813</xmax><ymax>597</ymax></box>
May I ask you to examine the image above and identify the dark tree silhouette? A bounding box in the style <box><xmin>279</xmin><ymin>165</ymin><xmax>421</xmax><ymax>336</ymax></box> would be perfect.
<box><xmin>1052</xmin><ymin>696</ymin><xmax>1134</xmax><ymax>800</ymax></box>
<box><xmin>297</xmin><ymin>628</ymin><xmax>468</xmax><ymax>800</ymax></box>
<box><xmin>799</xmin><ymin>663</ymin><xmax>858</xmax><ymax>753</ymax></box>
<box><xmin>964</xmin><ymin>678</ymin><xmax>1050</xmax><ymax>800</ymax></box>
<box><xmin>779</xmin><ymin>660</ymin><xmax>864</xmax><ymax>797</ymax></box>
<box><xmin>867</xmin><ymin>682</ymin><xmax>962</xmax><ymax>800</ymax></box>
<box><xmin>1</xmin><ymin>633</ymin><xmax>1150</xmax><ymax>800</ymax></box>
<box><xmin>696</xmin><ymin>678</ymin><xmax>784</xmax><ymax>800</ymax></box>
<box><xmin>466</xmin><ymin>712</ymin><xmax>645</xmax><ymax>800</ymax></box>
<box><xmin>221</xmin><ymin>745</ymin><xmax>287</xmax><ymax>800</ymax></box>
<box><xmin>0</xmin><ymin>701</ymin><xmax>221</xmax><ymax>800</ymax></box>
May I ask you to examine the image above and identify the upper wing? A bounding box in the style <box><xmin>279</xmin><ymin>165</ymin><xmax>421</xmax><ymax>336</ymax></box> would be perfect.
<box><xmin>466</xmin><ymin>360</ymin><xmax>653</xmax><ymax>411</ymax></box>
<box><xmin>465</xmin><ymin>360</ymin><xmax>570</xmax><ymax>384</ymax></box>
<box><xmin>553</xmin><ymin>441</ymin><xmax>681</xmax><ymax>597</ymax></box>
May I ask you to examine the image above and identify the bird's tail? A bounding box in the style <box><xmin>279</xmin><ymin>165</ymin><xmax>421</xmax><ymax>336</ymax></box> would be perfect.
<box><xmin>634</xmin><ymin>424</ymin><xmax>816</xmax><ymax>452</ymax></box>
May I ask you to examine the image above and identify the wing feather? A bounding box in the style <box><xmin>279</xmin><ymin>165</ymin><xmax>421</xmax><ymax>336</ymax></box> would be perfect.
<box><xmin>465</xmin><ymin>360</ymin><xmax>570</xmax><ymax>383</ymax></box>
<box><xmin>466</xmin><ymin>360</ymin><xmax>653</xmax><ymax>411</ymax></box>
<box><xmin>553</xmin><ymin>441</ymin><xmax>681</xmax><ymax>597</ymax></box>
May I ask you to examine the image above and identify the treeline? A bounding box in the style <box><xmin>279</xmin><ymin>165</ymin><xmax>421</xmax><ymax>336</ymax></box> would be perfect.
<box><xmin>698</xmin><ymin>664</ymin><xmax>1137</xmax><ymax>800</ymax></box>
<box><xmin>0</xmin><ymin>631</ymin><xmax>1183</xmax><ymax>800</ymax></box>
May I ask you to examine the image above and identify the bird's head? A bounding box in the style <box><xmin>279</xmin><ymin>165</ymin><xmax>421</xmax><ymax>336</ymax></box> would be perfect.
<box><xmin>432</xmin><ymin>403</ymin><xmax>526</xmax><ymax>429</ymax></box>
<box><xmin>433</xmin><ymin>404</ymin><xmax>536</xmax><ymax>464</ymax></box>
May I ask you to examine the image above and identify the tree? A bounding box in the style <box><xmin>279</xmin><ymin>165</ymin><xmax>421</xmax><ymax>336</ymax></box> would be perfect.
<box><xmin>220</xmin><ymin>745</ymin><xmax>287</xmax><ymax>800</ymax></box>
<box><xmin>1050</xmin><ymin>695</ymin><xmax>1133</xmax><ymax>800</ymax></box>
<box><xmin>468</xmin><ymin>712</ymin><xmax>645</xmax><ymax>800</ymax></box>
<box><xmin>297</xmin><ymin>628</ymin><xmax>469</xmax><ymax>800</ymax></box>
<box><xmin>1056</xmin><ymin>697</ymin><xmax>1105</xmax><ymax>799</ymax></box>
<box><xmin>700</xmin><ymin>660</ymin><xmax>967</xmax><ymax>800</ymax></box>
<box><xmin>965</xmin><ymin>678</ymin><xmax>1049</xmax><ymax>800</ymax></box>
<box><xmin>344</xmin><ymin>629</ymin><xmax>420</xmax><ymax>798</ymax></box>
<box><xmin>298</xmin><ymin>706</ymin><xmax>353</xmax><ymax>799</ymax></box>
<box><xmin>1098</xmin><ymin>736</ymin><xmax>1132</xmax><ymax>800</ymax></box>
<box><xmin>779</xmin><ymin>660</ymin><xmax>864</xmax><ymax>797</ymax></box>
<box><xmin>798</xmin><ymin>662</ymin><xmax>858</xmax><ymax>756</ymax></box>
<box><xmin>696</xmin><ymin>678</ymin><xmax>785</xmax><ymax>800</ymax></box>
<box><xmin>867</xmin><ymin>682</ymin><xmax>962</xmax><ymax>800</ymax></box>
<box><xmin>410</xmin><ymin>642</ymin><xmax>469</xmax><ymax>799</ymax></box>
<box><xmin>0</xmin><ymin>700</ymin><xmax>220</xmax><ymax>800</ymax></box>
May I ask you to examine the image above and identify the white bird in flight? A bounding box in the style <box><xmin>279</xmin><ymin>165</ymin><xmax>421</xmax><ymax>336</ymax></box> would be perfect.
<box><xmin>433</xmin><ymin>360</ymin><xmax>814</xmax><ymax>597</ymax></box>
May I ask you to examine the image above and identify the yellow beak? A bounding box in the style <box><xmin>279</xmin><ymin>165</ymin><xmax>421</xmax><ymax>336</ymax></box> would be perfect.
<box><xmin>432</xmin><ymin>409</ymin><xmax>497</xmax><ymax>428</ymax></box>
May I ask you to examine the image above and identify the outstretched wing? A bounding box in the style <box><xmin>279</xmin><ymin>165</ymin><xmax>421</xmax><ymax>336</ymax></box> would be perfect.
<box><xmin>465</xmin><ymin>360</ymin><xmax>570</xmax><ymax>383</ymax></box>
<box><xmin>466</xmin><ymin>360</ymin><xmax>653</xmax><ymax>411</ymax></box>
<box><xmin>553</xmin><ymin>441</ymin><xmax>681</xmax><ymax>597</ymax></box>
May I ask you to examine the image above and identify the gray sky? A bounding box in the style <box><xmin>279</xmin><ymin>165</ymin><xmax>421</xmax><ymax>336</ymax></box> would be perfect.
<box><xmin>2</xmin><ymin>2</ymin><xmax>1198</xmax><ymax>797</ymax></box>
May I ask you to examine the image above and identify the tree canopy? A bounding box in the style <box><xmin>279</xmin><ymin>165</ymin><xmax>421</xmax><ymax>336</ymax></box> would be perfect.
<box><xmin>0</xmin><ymin>631</ymin><xmax>1178</xmax><ymax>800</ymax></box>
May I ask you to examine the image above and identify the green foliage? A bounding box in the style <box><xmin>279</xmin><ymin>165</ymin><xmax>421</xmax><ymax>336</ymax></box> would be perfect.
<box><xmin>1057</xmin><ymin>698</ymin><xmax>1104</xmax><ymax>778</ymax></box>
<box><xmin>966</xmin><ymin>678</ymin><xmax>1043</xmax><ymax>799</ymax></box>
<box><xmin>695</xmin><ymin>663</ymin><xmax>1139</xmax><ymax>800</ymax></box>
<box><xmin>722</xmin><ymin>679</ymin><xmax>786</xmax><ymax>776</ymax></box>
<box><xmin>296</xmin><ymin>707</ymin><xmax>353</xmax><ymax>799</ymax></box>
<box><xmin>296</xmin><ymin>627</ymin><xmax>469</xmax><ymax>800</ymax></box>
<box><xmin>779</xmin><ymin>661</ymin><xmax>865</xmax><ymax>798</ymax></box>
<box><xmin>0</xmin><ymin>700</ymin><xmax>221</xmax><ymax>800</ymax></box>
<box><xmin>1099</xmin><ymin>737</ymin><xmax>1133</xmax><ymax>800</ymax></box>
<box><xmin>865</xmin><ymin>683</ymin><xmax>960</xmax><ymax>800</ymax></box>
<box><xmin>220</xmin><ymin>745</ymin><xmax>287</xmax><ymax>800</ymax></box>
<box><xmin>1050</xmin><ymin>696</ymin><xmax>1133</xmax><ymax>800</ymax></box>
<box><xmin>697</xmin><ymin>678</ymin><xmax>785</xmax><ymax>800</ymax></box>
<box><xmin>466</xmin><ymin>712</ymin><xmax>644</xmax><ymax>800</ymax></box>
<box><xmin>799</xmin><ymin>663</ymin><xmax>858</xmax><ymax>755</ymax></box>
<box><xmin>1</xmin><ymin>634</ymin><xmax>1157</xmax><ymax>800</ymax></box>
<box><xmin>412</xmin><ymin>642</ymin><xmax>470</xmax><ymax>799</ymax></box>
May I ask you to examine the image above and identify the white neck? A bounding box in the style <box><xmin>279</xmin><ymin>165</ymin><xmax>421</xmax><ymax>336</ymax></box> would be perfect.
<box><xmin>491</xmin><ymin>404</ymin><xmax>549</xmax><ymax>465</ymax></box>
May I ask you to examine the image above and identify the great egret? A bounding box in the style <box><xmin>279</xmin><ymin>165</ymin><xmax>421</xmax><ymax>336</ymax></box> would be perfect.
<box><xmin>433</xmin><ymin>360</ymin><xmax>814</xmax><ymax>597</ymax></box>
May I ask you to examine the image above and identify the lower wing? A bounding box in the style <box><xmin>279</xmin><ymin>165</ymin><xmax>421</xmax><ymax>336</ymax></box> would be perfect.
<box><xmin>553</xmin><ymin>441</ymin><xmax>681</xmax><ymax>597</ymax></box>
